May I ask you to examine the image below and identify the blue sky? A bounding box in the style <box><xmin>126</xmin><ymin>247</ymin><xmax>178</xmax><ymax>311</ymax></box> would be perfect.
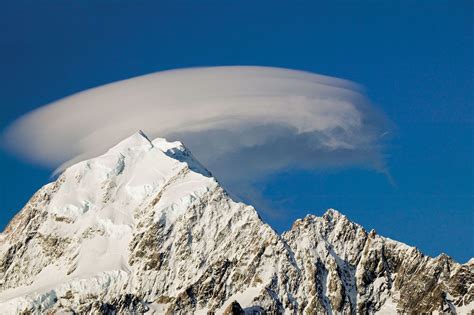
<box><xmin>0</xmin><ymin>1</ymin><xmax>472</xmax><ymax>262</ymax></box>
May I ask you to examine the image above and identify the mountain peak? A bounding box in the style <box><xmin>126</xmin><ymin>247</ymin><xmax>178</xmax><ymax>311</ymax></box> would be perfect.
<box><xmin>322</xmin><ymin>208</ymin><xmax>344</xmax><ymax>219</ymax></box>
<box><xmin>109</xmin><ymin>130</ymin><xmax>154</xmax><ymax>153</ymax></box>
<box><xmin>137</xmin><ymin>129</ymin><xmax>150</xmax><ymax>140</ymax></box>
<box><xmin>0</xmin><ymin>133</ymin><xmax>472</xmax><ymax>314</ymax></box>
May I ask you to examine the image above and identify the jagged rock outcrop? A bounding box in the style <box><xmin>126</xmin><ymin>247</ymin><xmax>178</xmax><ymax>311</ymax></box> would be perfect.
<box><xmin>0</xmin><ymin>132</ymin><xmax>472</xmax><ymax>314</ymax></box>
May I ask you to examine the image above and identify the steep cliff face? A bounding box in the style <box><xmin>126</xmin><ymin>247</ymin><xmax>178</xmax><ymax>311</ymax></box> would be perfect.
<box><xmin>0</xmin><ymin>132</ymin><xmax>472</xmax><ymax>314</ymax></box>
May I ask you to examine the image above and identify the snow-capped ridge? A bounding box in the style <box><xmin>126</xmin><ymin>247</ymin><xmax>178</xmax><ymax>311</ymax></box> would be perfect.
<box><xmin>112</xmin><ymin>131</ymin><xmax>211</xmax><ymax>178</ymax></box>
<box><xmin>0</xmin><ymin>132</ymin><xmax>472</xmax><ymax>314</ymax></box>
<box><xmin>322</xmin><ymin>208</ymin><xmax>348</xmax><ymax>221</ymax></box>
<box><xmin>108</xmin><ymin>130</ymin><xmax>154</xmax><ymax>152</ymax></box>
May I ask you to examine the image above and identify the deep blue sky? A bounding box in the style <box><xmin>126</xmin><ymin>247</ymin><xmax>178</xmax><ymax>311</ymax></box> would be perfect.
<box><xmin>0</xmin><ymin>1</ymin><xmax>472</xmax><ymax>262</ymax></box>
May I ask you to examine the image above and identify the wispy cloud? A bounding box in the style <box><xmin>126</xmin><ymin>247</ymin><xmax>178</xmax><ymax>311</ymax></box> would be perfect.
<box><xmin>1</xmin><ymin>66</ymin><xmax>391</xmax><ymax>207</ymax></box>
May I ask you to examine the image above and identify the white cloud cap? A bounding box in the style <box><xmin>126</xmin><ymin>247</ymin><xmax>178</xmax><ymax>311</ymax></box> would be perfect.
<box><xmin>2</xmin><ymin>66</ymin><xmax>389</xmax><ymax>198</ymax></box>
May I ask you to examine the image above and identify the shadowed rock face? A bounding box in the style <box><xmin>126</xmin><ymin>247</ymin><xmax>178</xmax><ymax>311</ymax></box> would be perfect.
<box><xmin>0</xmin><ymin>133</ymin><xmax>472</xmax><ymax>314</ymax></box>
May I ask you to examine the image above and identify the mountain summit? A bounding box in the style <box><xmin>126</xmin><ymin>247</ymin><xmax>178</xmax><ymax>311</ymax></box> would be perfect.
<box><xmin>0</xmin><ymin>132</ymin><xmax>472</xmax><ymax>314</ymax></box>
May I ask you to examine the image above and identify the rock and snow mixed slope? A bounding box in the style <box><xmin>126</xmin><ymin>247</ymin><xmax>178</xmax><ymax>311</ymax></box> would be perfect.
<box><xmin>0</xmin><ymin>132</ymin><xmax>472</xmax><ymax>314</ymax></box>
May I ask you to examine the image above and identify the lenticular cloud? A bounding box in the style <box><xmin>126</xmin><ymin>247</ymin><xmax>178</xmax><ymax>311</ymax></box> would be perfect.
<box><xmin>2</xmin><ymin>66</ymin><xmax>389</xmax><ymax>190</ymax></box>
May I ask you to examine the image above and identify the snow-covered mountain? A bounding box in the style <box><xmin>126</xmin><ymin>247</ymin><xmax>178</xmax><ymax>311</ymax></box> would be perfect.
<box><xmin>0</xmin><ymin>132</ymin><xmax>472</xmax><ymax>314</ymax></box>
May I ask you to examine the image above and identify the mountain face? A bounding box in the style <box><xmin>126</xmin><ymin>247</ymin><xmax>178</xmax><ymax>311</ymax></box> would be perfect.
<box><xmin>0</xmin><ymin>132</ymin><xmax>472</xmax><ymax>314</ymax></box>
